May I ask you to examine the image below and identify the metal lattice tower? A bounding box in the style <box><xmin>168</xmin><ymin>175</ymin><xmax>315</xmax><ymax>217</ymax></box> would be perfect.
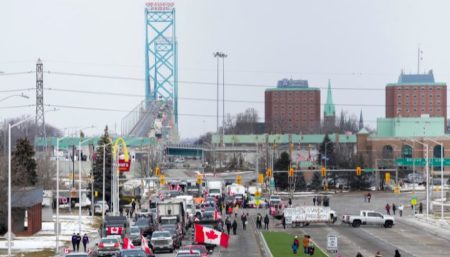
<box><xmin>145</xmin><ymin>2</ymin><xmax>178</xmax><ymax>126</ymax></box>
<box><xmin>35</xmin><ymin>59</ymin><xmax>46</xmax><ymax>140</ymax></box>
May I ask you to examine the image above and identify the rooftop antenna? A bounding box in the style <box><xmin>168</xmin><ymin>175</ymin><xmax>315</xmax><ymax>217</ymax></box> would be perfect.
<box><xmin>417</xmin><ymin>47</ymin><xmax>423</xmax><ymax>74</ymax></box>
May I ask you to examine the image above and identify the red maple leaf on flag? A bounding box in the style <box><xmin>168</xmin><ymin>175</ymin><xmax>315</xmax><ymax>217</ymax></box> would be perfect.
<box><xmin>205</xmin><ymin>230</ymin><xmax>218</xmax><ymax>240</ymax></box>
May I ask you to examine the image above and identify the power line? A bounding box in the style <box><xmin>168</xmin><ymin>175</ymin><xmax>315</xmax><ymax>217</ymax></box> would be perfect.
<box><xmin>0</xmin><ymin>71</ymin><xmax>34</xmax><ymax>76</ymax></box>
<box><xmin>43</xmin><ymin>103</ymin><xmax>447</xmax><ymax>124</ymax></box>
<box><xmin>44</xmin><ymin>70</ymin><xmax>390</xmax><ymax>91</ymax></box>
<box><xmin>0</xmin><ymin>88</ymin><xmax>35</xmax><ymax>93</ymax></box>
<box><xmin>0</xmin><ymin>104</ymin><xmax>35</xmax><ymax>109</ymax></box>
<box><xmin>44</xmin><ymin>87</ymin><xmax>450</xmax><ymax>108</ymax></box>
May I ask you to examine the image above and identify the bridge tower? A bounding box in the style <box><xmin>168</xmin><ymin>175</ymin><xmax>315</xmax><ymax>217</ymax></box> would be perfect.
<box><xmin>145</xmin><ymin>2</ymin><xmax>178</xmax><ymax>126</ymax></box>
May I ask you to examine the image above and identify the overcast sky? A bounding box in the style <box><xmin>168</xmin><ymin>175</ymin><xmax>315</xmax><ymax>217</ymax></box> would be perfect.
<box><xmin>1</xmin><ymin>0</ymin><xmax>450</xmax><ymax>138</ymax></box>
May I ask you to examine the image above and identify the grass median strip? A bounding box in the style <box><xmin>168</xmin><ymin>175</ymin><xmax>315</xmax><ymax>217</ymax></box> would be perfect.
<box><xmin>262</xmin><ymin>231</ymin><xmax>328</xmax><ymax>257</ymax></box>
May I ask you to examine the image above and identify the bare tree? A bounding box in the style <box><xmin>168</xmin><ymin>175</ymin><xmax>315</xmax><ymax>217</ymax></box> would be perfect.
<box><xmin>36</xmin><ymin>156</ymin><xmax>56</xmax><ymax>190</ymax></box>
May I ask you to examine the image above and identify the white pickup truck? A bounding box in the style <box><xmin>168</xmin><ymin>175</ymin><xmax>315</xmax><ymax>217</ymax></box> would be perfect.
<box><xmin>342</xmin><ymin>210</ymin><xmax>395</xmax><ymax>228</ymax></box>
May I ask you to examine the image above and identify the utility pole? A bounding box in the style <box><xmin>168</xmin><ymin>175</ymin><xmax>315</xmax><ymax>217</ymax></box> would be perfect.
<box><xmin>35</xmin><ymin>59</ymin><xmax>46</xmax><ymax>147</ymax></box>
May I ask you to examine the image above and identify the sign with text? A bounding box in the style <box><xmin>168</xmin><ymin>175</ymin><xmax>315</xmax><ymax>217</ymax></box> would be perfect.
<box><xmin>396</xmin><ymin>158</ymin><xmax>450</xmax><ymax>167</ymax></box>
<box><xmin>119</xmin><ymin>155</ymin><xmax>131</xmax><ymax>172</ymax></box>
<box><xmin>326</xmin><ymin>233</ymin><xmax>338</xmax><ymax>253</ymax></box>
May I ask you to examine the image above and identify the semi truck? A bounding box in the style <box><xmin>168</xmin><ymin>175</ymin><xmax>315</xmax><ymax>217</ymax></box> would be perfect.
<box><xmin>157</xmin><ymin>200</ymin><xmax>187</xmax><ymax>234</ymax></box>
<box><xmin>206</xmin><ymin>180</ymin><xmax>223</xmax><ymax>198</ymax></box>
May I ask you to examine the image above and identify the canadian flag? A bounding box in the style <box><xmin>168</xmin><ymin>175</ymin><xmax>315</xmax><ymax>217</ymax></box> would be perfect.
<box><xmin>194</xmin><ymin>224</ymin><xmax>229</xmax><ymax>248</ymax></box>
<box><xmin>141</xmin><ymin>235</ymin><xmax>153</xmax><ymax>255</ymax></box>
<box><xmin>122</xmin><ymin>237</ymin><xmax>135</xmax><ymax>249</ymax></box>
<box><xmin>107</xmin><ymin>226</ymin><xmax>123</xmax><ymax>235</ymax></box>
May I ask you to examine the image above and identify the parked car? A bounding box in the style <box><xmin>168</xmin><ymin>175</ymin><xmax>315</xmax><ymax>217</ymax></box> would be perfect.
<box><xmin>150</xmin><ymin>230</ymin><xmax>174</xmax><ymax>253</ymax></box>
<box><xmin>96</xmin><ymin>237</ymin><xmax>121</xmax><ymax>257</ymax></box>
<box><xmin>94</xmin><ymin>201</ymin><xmax>109</xmax><ymax>215</ymax></box>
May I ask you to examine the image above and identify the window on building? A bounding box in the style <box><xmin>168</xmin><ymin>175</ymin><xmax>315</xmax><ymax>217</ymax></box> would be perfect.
<box><xmin>401</xmin><ymin>145</ymin><xmax>413</xmax><ymax>158</ymax></box>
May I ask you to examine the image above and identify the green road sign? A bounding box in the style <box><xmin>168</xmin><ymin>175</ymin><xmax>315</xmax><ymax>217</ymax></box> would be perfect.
<box><xmin>396</xmin><ymin>158</ymin><xmax>450</xmax><ymax>167</ymax></box>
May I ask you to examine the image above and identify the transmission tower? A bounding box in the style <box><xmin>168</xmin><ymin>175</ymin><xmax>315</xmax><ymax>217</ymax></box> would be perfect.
<box><xmin>35</xmin><ymin>59</ymin><xmax>46</xmax><ymax>142</ymax></box>
<box><xmin>145</xmin><ymin>2</ymin><xmax>178</xmax><ymax>126</ymax></box>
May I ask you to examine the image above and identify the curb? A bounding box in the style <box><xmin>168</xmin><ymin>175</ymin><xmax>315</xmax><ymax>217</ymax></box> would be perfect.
<box><xmin>258</xmin><ymin>232</ymin><xmax>274</xmax><ymax>257</ymax></box>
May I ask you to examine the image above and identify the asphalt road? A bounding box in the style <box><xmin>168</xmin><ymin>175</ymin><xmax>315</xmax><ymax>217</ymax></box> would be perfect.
<box><xmin>282</xmin><ymin>191</ymin><xmax>450</xmax><ymax>257</ymax></box>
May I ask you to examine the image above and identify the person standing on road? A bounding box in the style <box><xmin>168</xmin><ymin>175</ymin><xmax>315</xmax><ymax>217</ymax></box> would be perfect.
<box><xmin>367</xmin><ymin>192</ymin><xmax>371</xmax><ymax>203</ymax></box>
<box><xmin>307</xmin><ymin>236</ymin><xmax>315</xmax><ymax>256</ymax></box>
<box><xmin>288</xmin><ymin>198</ymin><xmax>292</xmax><ymax>206</ymax></box>
<box><xmin>356</xmin><ymin>252</ymin><xmax>364</xmax><ymax>257</ymax></box>
<box><xmin>313</xmin><ymin>196</ymin><xmax>316</xmax><ymax>206</ymax></box>
<box><xmin>398</xmin><ymin>204</ymin><xmax>404</xmax><ymax>217</ymax></box>
<box><xmin>76</xmin><ymin>233</ymin><xmax>81</xmax><ymax>252</ymax></box>
<box><xmin>375</xmin><ymin>251</ymin><xmax>382</xmax><ymax>257</ymax></box>
<box><xmin>241</xmin><ymin>213</ymin><xmax>247</xmax><ymax>230</ymax></box>
<box><xmin>392</xmin><ymin>203</ymin><xmax>397</xmax><ymax>215</ymax></box>
<box><xmin>281</xmin><ymin>215</ymin><xmax>286</xmax><ymax>229</ymax></box>
<box><xmin>385</xmin><ymin>203</ymin><xmax>391</xmax><ymax>215</ymax></box>
<box><xmin>225</xmin><ymin>216</ymin><xmax>232</xmax><ymax>235</ymax></box>
<box><xmin>82</xmin><ymin>233</ymin><xmax>89</xmax><ymax>252</ymax></box>
<box><xmin>71</xmin><ymin>233</ymin><xmax>77</xmax><ymax>252</ymax></box>
<box><xmin>256</xmin><ymin>213</ymin><xmax>262</xmax><ymax>229</ymax></box>
<box><xmin>264</xmin><ymin>214</ymin><xmax>270</xmax><ymax>230</ymax></box>
<box><xmin>232</xmin><ymin>219</ymin><xmax>238</xmax><ymax>235</ymax></box>
<box><xmin>394</xmin><ymin>249</ymin><xmax>401</xmax><ymax>257</ymax></box>
<box><xmin>419</xmin><ymin>202</ymin><xmax>423</xmax><ymax>214</ymax></box>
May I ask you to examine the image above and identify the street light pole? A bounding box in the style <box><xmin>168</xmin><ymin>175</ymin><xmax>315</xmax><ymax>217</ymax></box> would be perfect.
<box><xmin>79</xmin><ymin>137</ymin><xmax>91</xmax><ymax>233</ymax></box>
<box><xmin>7</xmin><ymin>115</ymin><xmax>37</xmax><ymax>257</ymax></box>
<box><xmin>410</xmin><ymin>139</ymin><xmax>429</xmax><ymax>218</ymax></box>
<box><xmin>425</xmin><ymin>138</ymin><xmax>445</xmax><ymax>220</ymax></box>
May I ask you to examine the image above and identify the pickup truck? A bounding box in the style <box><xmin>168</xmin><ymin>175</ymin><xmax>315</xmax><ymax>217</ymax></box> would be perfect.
<box><xmin>342</xmin><ymin>210</ymin><xmax>395</xmax><ymax>228</ymax></box>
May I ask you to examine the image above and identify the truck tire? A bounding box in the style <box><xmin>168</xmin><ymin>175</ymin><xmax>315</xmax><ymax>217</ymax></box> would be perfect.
<box><xmin>352</xmin><ymin>220</ymin><xmax>361</xmax><ymax>227</ymax></box>
<box><xmin>384</xmin><ymin>221</ymin><xmax>393</xmax><ymax>228</ymax></box>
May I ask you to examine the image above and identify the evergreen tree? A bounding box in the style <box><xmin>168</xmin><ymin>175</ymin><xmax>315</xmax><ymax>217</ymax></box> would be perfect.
<box><xmin>310</xmin><ymin>172</ymin><xmax>322</xmax><ymax>191</ymax></box>
<box><xmin>11</xmin><ymin>138</ymin><xmax>37</xmax><ymax>186</ymax></box>
<box><xmin>274</xmin><ymin>152</ymin><xmax>290</xmax><ymax>171</ymax></box>
<box><xmin>92</xmin><ymin>126</ymin><xmax>113</xmax><ymax>203</ymax></box>
<box><xmin>318</xmin><ymin>135</ymin><xmax>335</xmax><ymax>167</ymax></box>
<box><xmin>295</xmin><ymin>173</ymin><xmax>306</xmax><ymax>191</ymax></box>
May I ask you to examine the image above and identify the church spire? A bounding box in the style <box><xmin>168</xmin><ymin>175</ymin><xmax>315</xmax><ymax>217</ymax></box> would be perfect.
<box><xmin>324</xmin><ymin>79</ymin><xmax>335</xmax><ymax>117</ymax></box>
<box><xmin>359</xmin><ymin>109</ymin><xmax>364</xmax><ymax>130</ymax></box>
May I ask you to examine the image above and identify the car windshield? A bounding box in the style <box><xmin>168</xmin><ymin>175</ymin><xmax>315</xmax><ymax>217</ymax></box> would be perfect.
<box><xmin>121</xmin><ymin>250</ymin><xmax>147</xmax><ymax>257</ymax></box>
<box><xmin>101</xmin><ymin>238</ymin><xmax>118</xmax><ymax>243</ymax></box>
<box><xmin>161</xmin><ymin>218</ymin><xmax>177</xmax><ymax>224</ymax></box>
<box><xmin>152</xmin><ymin>231</ymin><xmax>171</xmax><ymax>238</ymax></box>
<box><xmin>136</xmin><ymin>219</ymin><xmax>149</xmax><ymax>226</ymax></box>
<box><xmin>130</xmin><ymin>227</ymin><xmax>140</xmax><ymax>234</ymax></box>
<box><xmin>181</xmin><ymin>246</ymin><xmax>207</xmax><ymax>253</ymax></box>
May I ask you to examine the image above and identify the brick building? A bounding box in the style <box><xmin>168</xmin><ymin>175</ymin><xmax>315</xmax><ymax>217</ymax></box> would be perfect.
<box><xmin>386</xmin><ymin>70</ymin><xmax>447</xmax><ymax>126</ymax></box>
<box><xmin>265</xmin><ymin>79</ymin><xmax>320</xmax><ymax>134</ymax></box>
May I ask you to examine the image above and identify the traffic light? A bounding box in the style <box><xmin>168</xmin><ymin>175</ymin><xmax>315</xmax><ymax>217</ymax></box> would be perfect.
<box><xmin>95</xmin><ymin>191</ymin><xmax>98</xmax><ymax>197</ymax></box>
<box><xmin>321</xmin><ymin>167</ymin><xmax>327</xmax><ymax>177</ymax></box>
<box><xmin>258</xmin><ymin>173</ymin><xmax>264</xmax><ymax>184</ymax></box>
<box><xmin>155</xmin><ymin>167</ymin><xmax>161</xmax><ymax>176</ymax></box>
<box><xmin>385</xmin><ymin>172</ymin><xmax>391</xmax><ymax>184</ymax></box>
<box><xmin>159</xmin><ymin>175</ymin><xmax>166</xmax><ymax>185</ymax></box>
<box><xmin>196</xmin><ymin>174</ymin><xmax>203</xmax><ymax>185</ymax></box>
<box><xmin>236</xmin><ymin>175</ymin><xmax>242</xmax><ymax>185</ymax></box>
<box><xmin>266</xmin><ymin>168</ymin><xmax>272</xmax><ymax>178</ymax></box>
<box><xmin>356</xmin><ymin>166</ymin><xmax>362</xmax><ymax>176</ymax></box>
<box><xmin>289</xmin><ymin>167</ymin><xmax>295</xmax><ymax>177</ymax></box>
